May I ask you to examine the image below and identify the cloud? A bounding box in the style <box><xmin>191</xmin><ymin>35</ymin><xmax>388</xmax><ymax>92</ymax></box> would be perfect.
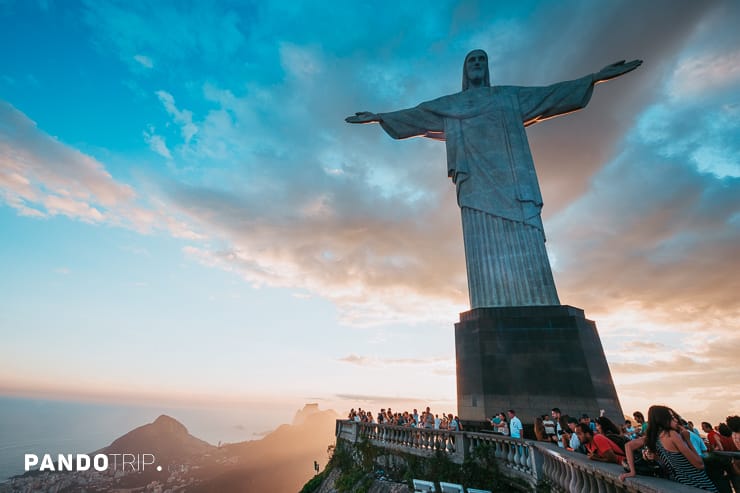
<box><xmin>338</xmin><ymin>354</ymin><xmax>452</xmax><ymax>367</ymax></box>
<box><xmin>133</xmin><ymin>54</ymin><xmax>154</xmax><ymax>69</ymax></box>
<box><xmin>337</xmin><ymin>354</ymin><xmax>456</xmax><ymax>378</ymax></box>
<box><xmin>0</xmin><ymin>101</ymin><xmax>134</xmax><ymax>222</ymax></box>
<box><xmin>333</xmin><ymin>393</ymin><xmax>454</xmax><ymax>408</ymax></box>
<box><xmin>670</xmin><ymin>49</ymin><xmax>740</xmax><ymax>98</ymax></box>
<box><xmin>548</xmin><ymin>90</ymin><xmax>740</xmax><ymax>329</ymax></box>
<box><xmin>143</xmin><ymin>125</ymin><xmax>172</xmax><ymax>159</ymax></box>
<box><xmin>81</xmin><ymin>1</ymin><xmax>247</xmax><ymax>70</ymax></box>
<box><xmin>667</xmin><ymin>2</ymin><xmax>740</xmax><ymax>99</ymax></box>
<box><xmin>0</xmin><ymin>101</ymin><xmax>200</xmax><ymax>239</ymax></box>
<box><xmin>611</xmin><ymin>333</ymin><xmax>740</xmax><ymax>423</ymax></box>
<box><xmin>156</xmin><ymin>90</ymin><xmax>198</xmax><ymax>144</ymax></box>
<box><xmin>279</xmin><ymin>43</ymin><xmax>322</xmax><ymax>80</ymax></box>
<box><xmin>623</xmin><ymin>341</ymin><xmax>667</xmax><ymax>352</ymax></box>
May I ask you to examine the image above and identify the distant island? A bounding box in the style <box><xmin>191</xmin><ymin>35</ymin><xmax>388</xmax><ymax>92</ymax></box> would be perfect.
<box><xmin>3</xmin><ymin>404</ymin><xmax>338</xmax><ymax>493</ymax></box>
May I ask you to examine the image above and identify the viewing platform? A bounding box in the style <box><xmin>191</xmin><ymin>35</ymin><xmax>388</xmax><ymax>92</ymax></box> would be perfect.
<box><xmin>335</xmin><ymin>420</ymin><xmax>708</xmax><ymax>493</ymax></box>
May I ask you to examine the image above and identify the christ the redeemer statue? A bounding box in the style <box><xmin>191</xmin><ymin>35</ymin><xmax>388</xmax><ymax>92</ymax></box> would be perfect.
<box><xmin>347</xmin><ymin>50</ymin><xmax>641</xmax><ymax>309</ymax></box>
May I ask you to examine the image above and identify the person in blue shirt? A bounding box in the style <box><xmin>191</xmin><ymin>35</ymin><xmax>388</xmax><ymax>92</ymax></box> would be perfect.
<box><xmin>508</xmin><ymin>409</ymin><xmax>523</xmax><ymax>439</ymax></box>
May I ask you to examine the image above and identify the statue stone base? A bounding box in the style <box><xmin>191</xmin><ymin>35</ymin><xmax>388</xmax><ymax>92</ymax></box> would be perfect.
<box><xmin>455</xmin><ymin>305</ymin><xmax>623</xmax><ymax>426</ymax></box>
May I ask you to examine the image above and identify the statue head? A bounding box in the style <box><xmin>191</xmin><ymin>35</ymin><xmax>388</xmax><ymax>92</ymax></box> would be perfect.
<box><xmin>462</xmin><ymin>49</ymin><xmax>490</xmax><ymax>91</ymax></box>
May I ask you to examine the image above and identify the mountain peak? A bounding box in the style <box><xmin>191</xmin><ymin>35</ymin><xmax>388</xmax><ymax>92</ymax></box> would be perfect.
<box><xmin>292</xmin><ymin>403</ymin><xmax>321</xmax><ymax>425</ymax></box>
<box><xmin>153</xmin><ymin>414</ymin><xmax>187</xmax><ymax>433</ymax></box>
<box><xmin>102</xmin><ymin>414</ymin><xmax>213</xmax><ymax>462</ymax></box>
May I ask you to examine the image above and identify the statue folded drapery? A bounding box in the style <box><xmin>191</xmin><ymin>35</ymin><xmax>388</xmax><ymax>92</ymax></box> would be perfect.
<box><xmin>346</xmin><ymin>50</ymin><xmax>641</xmax><ymax>308</ymax></box>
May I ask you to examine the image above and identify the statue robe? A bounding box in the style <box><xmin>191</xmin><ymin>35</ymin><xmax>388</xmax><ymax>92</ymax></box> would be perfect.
<box><xmin>378</xmin><ymin>74</ymin><xmax>595</xmax><ymax>308</ymax></box>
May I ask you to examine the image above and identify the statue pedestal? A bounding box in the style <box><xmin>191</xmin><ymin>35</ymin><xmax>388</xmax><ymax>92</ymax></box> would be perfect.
<box><xmin>455</xmin><ymin>305</ymin><xmax>623</xmax><ymax>425</ymax></box>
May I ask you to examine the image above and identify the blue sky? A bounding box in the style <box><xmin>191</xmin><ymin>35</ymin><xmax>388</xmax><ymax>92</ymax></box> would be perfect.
<box><xmin>1</xmin><ymin>0</ymin><xmax>738</xmax><ymax>425</ymax></box>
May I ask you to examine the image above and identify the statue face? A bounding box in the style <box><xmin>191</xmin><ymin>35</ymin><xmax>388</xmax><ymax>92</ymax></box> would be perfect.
<box><xmin>465</xmin><ymin>50</ymin><xmax>487</xmax><ymax>83</ymax></box>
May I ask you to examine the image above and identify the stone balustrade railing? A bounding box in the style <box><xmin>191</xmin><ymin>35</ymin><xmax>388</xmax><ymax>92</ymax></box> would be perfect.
<box><xmin>336</xmin><ymin>420</ymin><xmax>707</xmax><ymax>493</ymax></box>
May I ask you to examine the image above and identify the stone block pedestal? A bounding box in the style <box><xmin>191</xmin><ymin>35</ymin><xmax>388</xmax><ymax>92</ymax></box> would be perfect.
<box><xmin>455</xmin><ymin>305</ymin><xmax>623</xmax><ymax>425</ymax></box>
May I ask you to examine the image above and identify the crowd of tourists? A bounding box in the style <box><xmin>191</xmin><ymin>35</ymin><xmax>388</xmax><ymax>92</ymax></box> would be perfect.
<box><xmin>347</xmin><ymin>406</ymin><xmax>464</xmax><ymax>431</ymax></box>
<box><xmin>345</xmin><ymin>404</ymin><xmax>739</xmax><ymax>492</ymax></box>
<box><xmin>520</xmin><ymin>406</ymin><xmax>738</xmax><ymax>493</ymax></box>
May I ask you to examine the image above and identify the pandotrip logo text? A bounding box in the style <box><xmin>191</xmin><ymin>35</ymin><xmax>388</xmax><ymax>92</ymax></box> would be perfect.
<box><xmin>24</xmin><ymin>453</ymin><xmax>163</xmax><ymax>473</ymax></box>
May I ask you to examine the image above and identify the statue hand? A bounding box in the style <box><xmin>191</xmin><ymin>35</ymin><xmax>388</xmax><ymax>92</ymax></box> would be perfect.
<box><xmin>594</xmin><ymin>59</ymin><xmax>642</xmax><ymax>83</ymax></box>
<box><xmin>345</xmin><ymin>111</ymin><xmax>380</xmax><ymax>124</ymax></box>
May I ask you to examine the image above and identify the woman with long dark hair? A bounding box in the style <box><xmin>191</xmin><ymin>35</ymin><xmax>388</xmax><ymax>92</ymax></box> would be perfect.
<box><xmin>596</xmin><ymin>416</ymin><xmax>622</xmax><ymax>436</ymax></box>
<box><xmin>620</xmin><ymin>405</ymin><xmax>718</xmax><ymax>491</ymax></box>
<box><xmin>596</xmin><ymin>415</ymin><xmax>627</xmax><ymax>453</ymax></box>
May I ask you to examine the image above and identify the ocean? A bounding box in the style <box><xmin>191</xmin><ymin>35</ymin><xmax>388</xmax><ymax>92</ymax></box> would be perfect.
<box><xmin>0</xmin><ymin>396</ymin><xmax>296</xmax><ymax>481</ymax></box>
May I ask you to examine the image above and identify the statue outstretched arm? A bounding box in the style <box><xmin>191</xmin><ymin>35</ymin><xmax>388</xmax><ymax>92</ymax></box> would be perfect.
<box><xmin>345</xmin><ymin>112</ymin><xmax>381</xmax><ymax>124</ymax></box>
<box><xmin>518</xmin><ymin>59</ymin><xmax>642</xmax><ymax>126</ymax></box>
<box><xmin>346</xmin><ymin>105</ymin><xmax>444</xmax><ymax>140</ymax></box>
<box><xmin>593</xmin><ymin>59</ymin><xmax>642</xmax><ymax>84</ymax></box>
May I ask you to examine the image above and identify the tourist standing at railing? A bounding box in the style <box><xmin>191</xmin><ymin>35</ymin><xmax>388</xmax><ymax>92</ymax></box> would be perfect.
<box><xmin>561</xmin><ymin>417</ymin><xmax>584</xmax><ymax>453</ymax></box>
<box><xmin>728</xmin><ymin>416</ymin><xmax>740</xmax><ymax>451</ymax></box>
<box><xmin>551</xmin><ymin>408</ymin><xmax>569</xmax><ymax>448</ymax></box>
<box><xmin>576</xmin><ymin>423</ymin><xmax>626</xmax><ymax>464</ymax></box>
<box><xmin>596</xmin><ymin>416</ymin><xmax>622</xmax><ymax>435</ymax></box>
<box><xmin>581</xmin><ymin>413</ymin><xmax>597</xmax><ymax>433</ymax></box>
<box><xmin>596</xmin><ymin>416</ymin><xmax>628</xmax><ymax>454</ymax></box>
<box><xmin>423</xmin><ymin>407</ymin><xmax>434</xmax><ymax>429</ymax></box>
<box><xmin>703</xmin><ymin>422</ymin><xmax>724</xmax><ymax>452</ymax></box>
<box><xmin>679</xmin><ymin>419</ymin><xmax>707</xmax><ymax>458</ymax></box>
<box><xmin>634</xmin><ymin>411</ymin><xmax>648</xmax><ymax>436</ymax></box>
<box><xmin>509</xmin><ymin>410</ymin><xmax>523</xmax><ymax>439</ymax></box>
<box><xmin>726</xmin><ymin>415</ymin><xmax>740</xmax><ymax>492</ymax></box>
<box><xmin>542</xmin><ymin>414</ymin><xmax>556</xmax><ymax>441</ymax></box>
<box><xmin>494</xmin><ymin>412</ymin><xmax>509</xmax><ymax>436</ymax></box>
<box><xmin>620</xmin><ymin>406</ymin><xmax>718</xmax><ymax>492</ymax></box>
<box><xmin>687</xmin><ymin>421</ymin><xmax>698</xmax><ymax>435</ymax></box>
<box><xmin>534</xmin><ymin>416</ymin><xmax>547</xmax><ymax>441</ymax></box>
<box><xmin>717</xmin><ymin>423</ymin><xmax>738</xmax><ymax>453</ymax></box>
<box><xmin>624</xmin><ymin>420</ymin><xmax>637</xmax><ymax>439</ymax></box>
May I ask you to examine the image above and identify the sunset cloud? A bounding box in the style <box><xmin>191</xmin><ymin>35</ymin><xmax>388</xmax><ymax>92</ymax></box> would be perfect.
<box><xmin>0</xmin><ymin>101</ymin><xmax>201</xmax><ymax>238</ymax></box>
<box><xmin>338</xmin><ymin>354</ymin><xmax>452</xmax><ymax>367</ymax></box>
<box><xmin>0</xmin><ymin>101</ymin><xmax>135</xmax><ymax>221</ymax></box>
<box><xmin>611</xmin><ymin>333</ymin><xmax>740</xmax><ymax>420</ymax></box>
